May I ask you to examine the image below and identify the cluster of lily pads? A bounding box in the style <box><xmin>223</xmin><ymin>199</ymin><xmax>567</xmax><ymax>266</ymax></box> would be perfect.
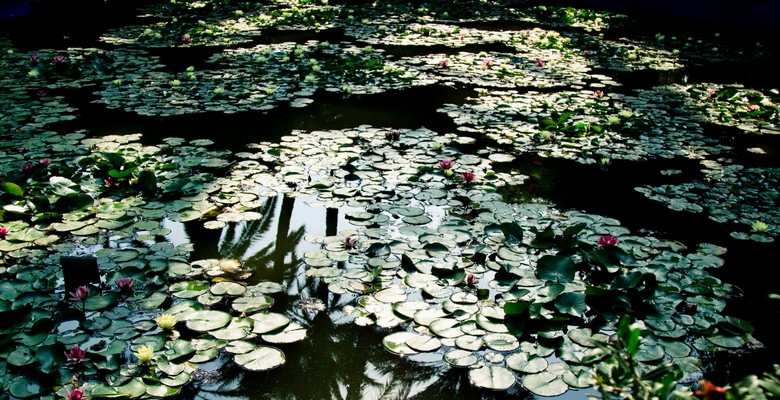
<box><xmin>217</xmin><ymin>126</ymin><xmax>759</xmax><ymax>395</ymax></box>
<box><xmin>0</xmin><ymin>130</ymin><xmax>314</xmax><ymax>398</ymax></box>
<box><xmin>1</xmin><ymin>0</ymin><xmax>778</xmax><ymax>398</ymax></box>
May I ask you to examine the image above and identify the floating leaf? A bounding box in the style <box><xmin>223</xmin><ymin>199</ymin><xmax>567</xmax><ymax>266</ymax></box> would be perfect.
<box><xmin>234</xmin><ymin>346</ymin><xmax>285</xmax><ymax>371</ymax></box>
<box><xmin>185</xmin><ymin>310</ymin><xmax>232</xmax><ymax>331</ymax></box>
<box><xmin>468</xmin><ymin>366</ymin><xmax>516</xmax><ymax>390</ymax></box>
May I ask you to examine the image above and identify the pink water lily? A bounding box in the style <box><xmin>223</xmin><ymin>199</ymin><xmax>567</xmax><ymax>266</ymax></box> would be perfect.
<box><xmin>482</xmin><ymin>58</ymin><xmax>492</xmax><ymax>67</ymax></box>
<box><xmin>53</xmin><ymin>55</ymin><xmax>65</xmax><ymax>63</ymax></box>
<box><xmin>36</xmin><ymin>89</ymin><xmax>48</xmax><ymax>97</ymax></box>
<box><xmin>747</xmin><ymin>104</ymin><xmax>759</xmax><ymax>112</ymax></box>
<box><xmin>594</xmin><ymin>90</ymin><xmax>604</xmax><ymax>98</ymax></box>
<box><xmin>345</xmin><ymin>236</ymin><xmax>358</xmax><ymax>250</ymax></box>
<box><xmin>598</xmin><ymin>235</ymin><xmax>619</xmax><ymax>247</ymax></box>
<box><xmin>69</xmin><ymin>285</ymin><xmax>90</xmax><ymax>302</ymax></box>
<box><xmin>466</xmin><ymin>273</ymin><xmax>476</xmax><ymax>286</ymax></box>
<box><xmin>535</xmin><ymin>59</ymin><xmax>546</xmax><ymax>67</ymax></box>
<box><xmin>40</xmin><ymin>158</ymin><xmax>51</xmax><ymax>166</ymax></box>
<box><xmin>116</xmin><ymin>277</ymin><xmax>134</xmax><ymax>291</ymax></box>
<box><xmin>0</xmin><ymin>227</ymin><xmax>8</xmax><ymax>240</ymax></box>
<box><xmin>64</xmin><ymin>345</ymin><xmax>87</xmax><ymax>362</ymax></box>
<box><xmin>181</xmin><ymin>35</ymin><xmax>192</xmax><ymax>44</ymax></box>
<box><xmin>104</xmin><ymin>177</ymin><xmax>118</xmax><ymax>187</ymax></box>
<box><xmin>30</xmin><ymin>55</ymin><xmax>40</xmax><ymax>64</ymax></box>
<box><xmin>461</xmin><ymin>171</ymin><xmax>475</xmax><ymax>184</ymax></box>
<box><xmin>438</xmin><ymin>159</ymin><xmax>454</xmax><ymax>170</ymax></box>
<box><xmin>583</xmin><ymin>50</ymin><xmax>591</xmax><ymax>56</ymax></box>
<box><xmin>439</xmin><ymin>59</ymin><xmax>449</xmax><ymax>68</ymax></box>
<box><xmin>65</xmin><ymin>387</ymin><xmax>84</xmax><ymax>400</ymax></box>
<box><xmin>20</xmin><ymin>162</ymin><xmax>34</xmax><ymax>172</ymax></box>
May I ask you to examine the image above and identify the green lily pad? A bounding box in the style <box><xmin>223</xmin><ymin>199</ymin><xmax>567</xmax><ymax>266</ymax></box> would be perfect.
<box><xmin>232</xmin><ymin>295</ymin><xmax>274</xmax><ymax>313</ymax></box>
<box><xmin>506</xmin><ymin>352</ymin><xmax>548</xmax><ymax>374</ymax></box>
<box><xmin>262</xmin><ymin>322</ymin><xmax>307</xmax><ymax>344</ymax></box>
<box><xmin>249</xmin><ymin>312</ymin><xmax>290</xmax><ymax>334</ymax></box>
<box><xmin>170</xmin><ymin>281</ymin><xmax>210</xmax><ymax>298</ymax></box>
<box><xmin>185</xmin><ymin>310</ymin><xmax>232</xmax><ymax>331</ymax></box>
<box><xmin>468</xmin><ymin>366</ymin><xmax>516</xmax><ymax>390</ymax></box>
<box><xmin>234</xmin><ymin>346</ymin><xmax>285</xmax><ymax>371</ymax></box>
<box><xmin>444</xmin><ymin>349</ymin><xmax>478</xmax><ymax>367</ymax></box>
<box><xmin>521</xmin><ymin>371</ymin><xmax>568</xmax><ymax>397</ymax></box>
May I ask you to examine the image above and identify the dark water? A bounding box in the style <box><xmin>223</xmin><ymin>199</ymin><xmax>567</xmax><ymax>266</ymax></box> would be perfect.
<box><xmin>2</xmin><ymin>1</ymin><xmax>779</xmax><ymax>399</ymax></box>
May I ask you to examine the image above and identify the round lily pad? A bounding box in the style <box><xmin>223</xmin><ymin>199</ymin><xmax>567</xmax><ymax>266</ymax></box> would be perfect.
<box><xmin>185</xmin><ymin>310</ymin><xmax>232</xmax><ymax>331</ymax></box>
<box><xmin>468</xmin><ymin>366</ymin><xmax>516</xmax><ymax>390</ymax></box>
<box><xmin>234</xmin><ymin>346</ymin><xmax>286</xmax><ymax>371</ymax></box>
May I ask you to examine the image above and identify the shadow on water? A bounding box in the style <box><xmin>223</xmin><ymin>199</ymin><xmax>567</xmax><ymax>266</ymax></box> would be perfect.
<box><xmin>54</xmin><ymin>84</ymin><xmax>466</xmax><ymax>152</ymax></box>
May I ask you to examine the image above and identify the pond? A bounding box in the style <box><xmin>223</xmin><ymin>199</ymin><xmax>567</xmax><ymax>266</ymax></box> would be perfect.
<box><xmin>1</xmin><ymin>0</ymin><xmax>778</xmax><ymax>399</ymax></box>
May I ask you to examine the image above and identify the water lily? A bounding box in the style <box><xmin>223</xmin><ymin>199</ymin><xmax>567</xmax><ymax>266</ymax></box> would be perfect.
<box><xmin>594</xmin><ymin>90</ymin><xmax>604</xmax><ymax>98</ymax></box>
<box><xmin>64</xmin><ymin>345</ymin><xmax>87</xmax><ymax>362</ymax></box>
<box><xmin>36</xmin><ymin>89</ymin><xmax>48</xmax><ymax>97</ymax></box>
<box><xmin>53</xmin><ymin>55</ymin><xmax>65</xmax><ymax>63</ymax></box>
<box><xmin>461</xmin><ymin>171</ymin><xmax>475</xmax><ymax>184</ymax></box>
<box><xmin>466</xmin><ymin>273</ymin><xmax>477</xmax><ymax>286</ymax></box>
<box><xmin>535</xmin><ymin>59</ymin><xmax>546</xmax><ymax>67</ymax></box>
<box><xmin>598</xmin><ymin>235</ymin><xmax>619</xmax><ymax>247</ymax></box>
<box><xmin>69</xmin><ymin>285</ymin><xmax>90</xmax><ymax>302</ymax></box>
<box><xmin>708</xmin><ymin>89</ymin><xmax>717</xmax><ymax>96</ymax></box>
<box><xmin>27</xmin><ymin>69</ymin><xmax>40</xmax><ymax>78</ymax></box>
<box><xmin>694</xmin><ymin>380</ymin><xmax>726</xmax><ymax>400</ymax></box>
<box><xmin>135</xmin><ymin>345</ymin><xmax>154</xmax><ymax>363</ymax></box>
<box><xmin>439</xmin><ymin>59</ymin><xmax>449</xmax><ymax>68</ymax></box>
<box><xmin>0</xmin><ymin>226</ymin><xmax>8</xmax><ymax>240</ymax></box>
<box><xmin>104</xmin><ymin>177</ymin><xmax>118</xmax><ymax>187</ymax></box>
<box><xmin>583</xmin><ymin>50</ymin><xmax>591</xmax><ymax>55</ymax></box>
<box><xmin>752</xmin><ymin>221</ymin><xmax>769</xmax><ymax>233</ymax></box>
<box><xmin>65</xmin><ymin>387</ymin><xmax>84</xmax><ymax>400</ymax></box>
<box><xmin>40</xmin><ymin>158</ymin><xmax>51</xmax><ymax>166</ymax></box>
<box><xmin>181</xmin><ymin>34</ymin><xmax>191</xmax><ymax>44</ymax></box>
<box><xmin>482</xmin><ymin>58</ymin><xmax>492</xmax><ymax>67</ymax></box>
<box><xmin>747</xmin><ymin>104</ymin><xmax>759</xmax><ymax>112</ymax></box>
<box><xmin>438</xmin><ymin>159</ymin><xmax>454</xmax><ymax>170</ymax></box>
<box><xmin>345</xmin><ymin>236</ymin><xmax>358</xmax><ymax>250</ymax></box>
<box><xmin>30</xmin><ymin>54</ymin><xmax>40</xmax><ymax>64</ymax></box>
<box><xmin>155</xmin><ymin>314</ymin><xmax>177</xmax><ymax>330</ymax></box>
<box><xmin>20</xmin><ymin>162</ymin><xmax>34</xmax><ymax>172</ymax></box>
<box><xmin>116</xmin><ymin>277</ymin><xmax>134</xmax><ymax>291</ymax></box>
<box><xmin>213</xmin><ymin>86</ymin><xmax>225</xmax><ymax>95</ymax></box>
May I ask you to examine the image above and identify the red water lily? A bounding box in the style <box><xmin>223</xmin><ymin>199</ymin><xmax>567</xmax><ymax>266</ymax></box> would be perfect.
<box><xmin>65</xmin><ymin>387</ymin><xmax>84</xmax><ymax>400</ymax></box>
<box><xmin>53</xmin><ymin>55</ymin><xmax>65</xmax><ymax>63</ymax></box>
<box><xmin>535</xmin><ymin>59</ymin><xmax>546</xmax><ymax>67</ymax></box>
<box><xmin>461</xmin><ymin>171</ymin><xmax>475</xmax><ymax>184</ymax></box>
<box><xmin>345</xmin><ymin>236</ymin><xmax>358</xmax><ymax>250</ymax></box>
<box><xmin>116</xmin><ymin>277</ymin><xmax>134</xmax><ymax>291</ymax></box>
<box><xmin>0</xmin><ymin>227</ymin><xmax>8</xmax><ymax>240</ymax></box>
<box><xmin>69</xmin><ymin>285</ymin><xmax>90</xmax><ymax>302</ymax></box>
<box><xmin>439</xmin><ymin>59</ymin><xmax>449</xmax><ymax>68</ymax></box>
<box><xmin>466</xmin><ymin>273</ymin><xmax>476</xmax><ymax>286</ymax></box>
<box><xmin>20</xmin><ymin>162</ymin><xmax>34</xmax><ymax>172</ymax></box>
<box><xmin>64</xmin><ymin>345</ymin><xmax>87</xmax><ymax>362</ymax></box>
<box><xmin>594</xmin><ymin>90</ymin><xmax>604</xmax><ymax>98</ymax></box>
<box><xmin>40</xmin><ymin>158</ymin><xmax>51</xmax><ymax>166</ymax></box>
<box><xmin>598</xmin><ymin>235</ymin><xmax>619</xmax><ymax>247</ymax></box>
<box><xmin>747</xmin><ymin>104</ymin><xmax>759</xmax><ymax>112</ymax></box>
<box><xmin>438</xmin><ymin>160</ymin><xmax>454</xmax><ymax>170</ymax></box>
